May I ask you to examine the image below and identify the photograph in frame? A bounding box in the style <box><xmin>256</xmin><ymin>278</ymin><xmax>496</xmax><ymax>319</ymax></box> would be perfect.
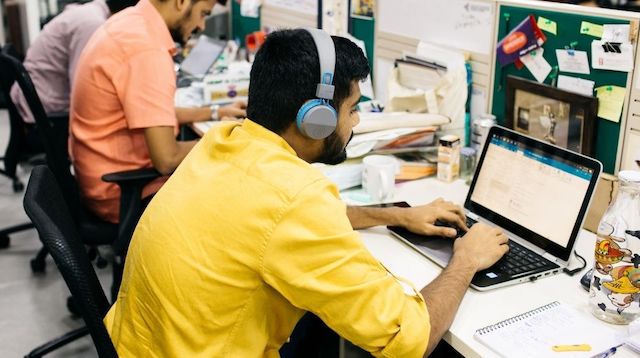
<box><xmin>505</xmin><ymin>76</ymin><xmax>597</xmax><ymax>156</ymax></box>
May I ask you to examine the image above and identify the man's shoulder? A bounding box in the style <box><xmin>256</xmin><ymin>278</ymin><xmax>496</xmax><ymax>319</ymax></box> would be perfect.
<box><xmin>201</xmin><ymin>124</ymin><xmax>336</xmax><ymax>201</ymax></box>
<box><xmin>100</xmin><ymin>8</ymin><xmax>159</xmax><ymax>54</ymax></box>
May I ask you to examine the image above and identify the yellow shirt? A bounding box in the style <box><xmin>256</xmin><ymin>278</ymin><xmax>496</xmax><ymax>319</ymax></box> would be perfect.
<box><xmin>104</xmin><ymin>120</ymin><xmax>430</xmax><ymax>357</ymax></box>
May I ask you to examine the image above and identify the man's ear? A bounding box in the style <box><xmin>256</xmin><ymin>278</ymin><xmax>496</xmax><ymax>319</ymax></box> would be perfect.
<box><xmin>175</xmin><ymin>0</ymin><xmax>190</xmax><ymax>12</ymax></box>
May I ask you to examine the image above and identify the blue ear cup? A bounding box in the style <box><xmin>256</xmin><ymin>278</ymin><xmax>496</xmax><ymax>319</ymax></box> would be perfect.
<box><xmin>296</xmin><ymin>99</ymin><xmax>338</xmax><ymax>140</ymax></box>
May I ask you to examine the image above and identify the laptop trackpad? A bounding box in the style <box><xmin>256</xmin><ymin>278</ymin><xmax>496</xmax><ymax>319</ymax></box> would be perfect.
<box><xmin>388</xmin><ymin>226</ymin><xmax>453</xmax><ymax>267</ymax></box>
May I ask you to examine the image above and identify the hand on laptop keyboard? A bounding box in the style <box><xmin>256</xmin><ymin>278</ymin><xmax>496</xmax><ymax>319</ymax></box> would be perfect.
<box><xmin>400</xmin><ymin>198</ymin><xmax>468</xmax><ymax>237</ymax></box>
<box><xmin>435</xmin><ymin>217</ymin><xmax>477</xmax><ymax>238</ymax></box>
<box><xmin>453</xmin><ymin>223</ymin><xmax>510</xmax><ymax>271</ymax></box>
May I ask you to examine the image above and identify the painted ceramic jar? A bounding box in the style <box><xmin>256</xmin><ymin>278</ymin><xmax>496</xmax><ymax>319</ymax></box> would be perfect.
<box><xmin>589</xmin><ymin>171</ymin><xmax>640</xmax><ymax>324</ymax></box>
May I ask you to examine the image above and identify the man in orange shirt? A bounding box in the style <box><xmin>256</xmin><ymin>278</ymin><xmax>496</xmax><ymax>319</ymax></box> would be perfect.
<box><xmin>70</xmin><ymin>0</ymin><xmax>238</xmax><ymax>223</ymax></box>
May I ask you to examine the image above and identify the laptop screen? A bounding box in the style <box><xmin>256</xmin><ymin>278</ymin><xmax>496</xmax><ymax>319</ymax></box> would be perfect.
<box><xmin>465</xmin><ymin>126</ymin><xmax>601</xmax><ymax>262</ymax></box>
<box><xmin>179</xmin><ymin>35</ymin><xmax>226</xmax><ymax>77</ymax></box>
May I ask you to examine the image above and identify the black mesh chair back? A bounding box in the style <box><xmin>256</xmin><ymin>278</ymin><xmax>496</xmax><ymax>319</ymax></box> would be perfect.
<box><xmin>23</xmin><ymin>166</ymin><xmax>118</xmax><ymax>358</ymax></box>
<box><xmin>0</xmin><ymin>51</ymin><xmax>81</xmax><ymax>216</ymax></box>
<box><xmin>0</xmin><ymin>44</ymin><xmax>31</xmax><ymax>192</ymax></box>
<box><xmin>0</xmin><ymin>49</ymin><xmax>119</xmax><ymax>250</ymax></box>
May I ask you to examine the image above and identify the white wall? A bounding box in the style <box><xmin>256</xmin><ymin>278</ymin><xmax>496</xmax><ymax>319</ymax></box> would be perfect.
<box><xmin>23</xmin><ymin>0</ymin><xmax>41</xmax><ymax>46</ymax></box>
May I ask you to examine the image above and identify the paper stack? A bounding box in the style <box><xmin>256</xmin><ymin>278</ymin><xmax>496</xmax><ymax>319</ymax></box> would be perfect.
<box><xmin>346</xmin><ymin>112</ymin><xmax>450</xmax><ymax>158</ymax></box>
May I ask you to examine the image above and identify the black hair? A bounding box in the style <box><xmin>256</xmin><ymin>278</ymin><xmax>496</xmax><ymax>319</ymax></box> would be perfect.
<box><xmin>246</xmin><ymin>28</ymin><xmax>370</xmax><ymax>134</ymax></box>
<box><xmin>106</xmin><ymin>0</ymin><xmax>138</xmax><ymax>13</ymax></box>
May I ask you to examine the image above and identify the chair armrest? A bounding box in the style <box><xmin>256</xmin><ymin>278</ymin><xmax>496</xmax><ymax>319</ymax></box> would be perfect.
<box><xmin>101</xmin><ymin>168</ymin><xmax>161</xmax><ymax>257</ymax></box>
<box><xmin>102</xmin><ymin>168</ymin><xmax>160</xmax><ymax>184</ymax></box>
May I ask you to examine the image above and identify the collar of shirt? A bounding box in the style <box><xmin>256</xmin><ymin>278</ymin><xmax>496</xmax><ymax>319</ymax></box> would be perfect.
<box><xmin>136</xmin><ymin>0</ymin><xmax>177</xmax><ymax>56</ymax></box>
<box><xmin>241</xmin><ymin>119</ymin><xmax>299</xmax><ymax>157</ymax></box>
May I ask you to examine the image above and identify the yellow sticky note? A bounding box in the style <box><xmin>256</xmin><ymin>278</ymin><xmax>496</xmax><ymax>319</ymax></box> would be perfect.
<box><xmin>537</xmin><ymin>16</ymin><xmax>557</xmax><ymax>35</ymax></box>
<box><xmin>581</xmin><ymin>21</ymin><xmax>604</xmax><ymax>38</ymax></box>
<box><xmin>596</xmin><ymin>85</ymin><xmax>626</xmax><ymax>123</ymax></box>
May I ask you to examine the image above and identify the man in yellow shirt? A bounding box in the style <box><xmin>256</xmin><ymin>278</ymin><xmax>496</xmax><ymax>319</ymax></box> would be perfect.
<box><xmin>104</xmin><ymin>28</ymin><xmax>509</xmax><ymax>357</ymax></box>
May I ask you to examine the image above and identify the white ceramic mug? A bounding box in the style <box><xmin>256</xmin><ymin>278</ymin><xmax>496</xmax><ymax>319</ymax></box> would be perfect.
<box><xmin>362</xmin><ymin>155</ymin><xmax>397</xmax><ymax>202</ymax></box>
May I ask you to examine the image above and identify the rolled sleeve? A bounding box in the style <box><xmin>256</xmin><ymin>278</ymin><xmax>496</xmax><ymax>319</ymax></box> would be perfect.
<box><xmin>262</xmin><ymin>179</ymin><xmax>430</xmax><ymax>357</ymax></box>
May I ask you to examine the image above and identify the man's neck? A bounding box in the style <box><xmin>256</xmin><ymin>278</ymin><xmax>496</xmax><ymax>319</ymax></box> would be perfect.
<box><xmin>280</xmin><ymin>125</ymin><xmax>322</xmax><ymax>164</ymax></box>
<box><xmin>148</xmin><ymin>0</ymin><xmax>177</xmax><ymax>27</ymax></box>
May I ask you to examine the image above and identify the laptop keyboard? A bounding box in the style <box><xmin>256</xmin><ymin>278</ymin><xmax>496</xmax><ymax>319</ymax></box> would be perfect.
<box><xmin>496</xmin><ymin>241</ymin><xmax>554</xmax><ymax>276</ymax></box>
<box><xmin>463</xmin><ymin>216</ymin><xmax>555</xmax><ymax>276</ymax></box>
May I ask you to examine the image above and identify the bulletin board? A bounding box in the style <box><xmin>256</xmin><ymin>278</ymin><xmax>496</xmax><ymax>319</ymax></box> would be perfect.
<box><xmin>490</xmin><ymin>4</ymin><xmax>633</xmax><ymax>173</ymax></box>
<box><xmin>231</xmin><ymin>1</ymin><xmax>260</xmax><ymax>46</ymax></box>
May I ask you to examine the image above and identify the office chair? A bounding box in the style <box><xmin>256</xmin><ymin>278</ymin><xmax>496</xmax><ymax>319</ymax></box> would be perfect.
<box><xmin>0</xmin><ymin>49</ymin><xmax>159</xmax><ymax>282</ymax></box>
<box><xmin>23</xmin><ymin>166</ymin><xmax>118</xmax><ymax>358</ymax></box>
<box><xmin>0</xmin><ymin>44</ymin><xmax>44</xmax><ymax>251</ymax></box>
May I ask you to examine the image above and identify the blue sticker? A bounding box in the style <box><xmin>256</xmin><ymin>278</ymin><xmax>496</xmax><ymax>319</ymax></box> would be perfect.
<box><xmin>486</xmin><ymin>272</ymin><xmax>498</xmax><ymax>279</ymax></box>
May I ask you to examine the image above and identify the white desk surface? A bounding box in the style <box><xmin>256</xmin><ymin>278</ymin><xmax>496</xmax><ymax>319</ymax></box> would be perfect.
<box><xmin>357</xmin><ymin>177</ymin><xmax>637</xmax><ymax>358</ymax></box>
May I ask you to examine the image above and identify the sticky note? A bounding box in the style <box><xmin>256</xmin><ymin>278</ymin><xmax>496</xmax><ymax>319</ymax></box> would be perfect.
<box><xmin>596</xmin><ymin>85</ymin><xmax>626</xmax><ymax>123</ymax></box>
<box><xmin>580</xmin><ymin>21</ymin><xmax>604</xmax><ymax>38</ymax></box>
<box><xmin>537</xmin><ymin>16</ymin><xmax>557</xmax><ymax>35</ymax></box>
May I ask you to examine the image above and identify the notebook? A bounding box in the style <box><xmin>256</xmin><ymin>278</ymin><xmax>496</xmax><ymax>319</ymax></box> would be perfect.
<box><xmin>475</xmin><ymin>302</ymin><xmax>622</xmax><ymax>357</ymax></box>
<box><xmin>388</xmin><ymin>125</ymin><xmax>602</xmax><ymax>290</ymax></box>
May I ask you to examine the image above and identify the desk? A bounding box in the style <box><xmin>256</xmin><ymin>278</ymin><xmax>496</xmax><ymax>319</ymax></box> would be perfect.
<box><xmin>358</xmin><ymin>177</ymin><xmax>636</xmax><ymax>358</ymax></box>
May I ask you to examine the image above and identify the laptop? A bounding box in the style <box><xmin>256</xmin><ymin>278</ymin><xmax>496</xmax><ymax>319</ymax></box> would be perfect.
<box><xmin>388</xmin><ymin>125</ymin><xmax>602</xmax><ymax>290</ymax></box>
<box><xmin>179</xmin><ymin>35</ymin><xmax>227</xmax><ymax>77</ymax></box>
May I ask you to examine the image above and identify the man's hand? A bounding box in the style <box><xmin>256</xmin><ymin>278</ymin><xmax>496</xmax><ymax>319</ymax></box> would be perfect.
<box><xmin>397</xmin><ymin>198</ymin><xmax>468</xmax><ymax>238</ymax></box>
<box><xmin>452</xmin><ymin>223</ymin><xmax>509</xmax><ymax>271</ymax></box>
<box><xmin>219</xmin><ymin>100</ymin><xmax>247</xmax><ymax>120</ymax></box>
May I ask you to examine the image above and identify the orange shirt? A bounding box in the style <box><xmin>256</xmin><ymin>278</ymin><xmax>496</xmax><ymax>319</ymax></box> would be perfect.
<box><xmin>70</xmin><ymin>0</ymin><xmax>178</xmax><ymax>223</ymax></box>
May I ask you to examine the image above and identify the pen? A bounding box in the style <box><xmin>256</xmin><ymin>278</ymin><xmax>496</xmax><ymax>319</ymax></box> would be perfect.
<box><xmin>590</xmin><ymin>344</ymin><xmax>623</xmax><ymax>358</ymax></box>
<box><xmin>552</xmin><ymin>344</ymin><xmax>592</xmax><ymax>352</ymax></box>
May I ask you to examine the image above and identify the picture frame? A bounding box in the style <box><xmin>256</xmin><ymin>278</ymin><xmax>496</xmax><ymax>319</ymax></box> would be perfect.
<box><xmin>350</xmin><ymin>0</ymin><xmax>375</xmax><ymax>19</ymax></box>
<box><xmin>505</xmin><ymin>76</ymin><xmax>598</xmax><ymax>156</ymax></box>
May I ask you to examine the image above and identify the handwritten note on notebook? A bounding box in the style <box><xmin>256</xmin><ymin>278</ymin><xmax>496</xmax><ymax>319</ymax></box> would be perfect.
<box><xmin>474</xmin><ymin>302</ymin><xmax>623</xmax><ymax>358</ymax></box>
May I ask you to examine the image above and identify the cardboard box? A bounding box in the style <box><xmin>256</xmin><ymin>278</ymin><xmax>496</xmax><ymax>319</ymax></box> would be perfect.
<box><xmin>583</xmin><ymin>173</ymin><xmax>618</xmax><ymax>233</ymax></box>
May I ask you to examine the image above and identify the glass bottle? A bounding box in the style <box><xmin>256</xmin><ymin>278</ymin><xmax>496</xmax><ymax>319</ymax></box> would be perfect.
<box><xmin>589</xmin><ymin>171</ymin><xmax>640</xmax><ymax>324</ymax></box>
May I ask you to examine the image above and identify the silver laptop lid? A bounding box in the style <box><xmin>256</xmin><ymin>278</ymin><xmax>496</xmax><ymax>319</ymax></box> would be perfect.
<box><xmin>464</xmin><ymin>126</ymin><xmax>602</xmax><ymax>264</ymax></box>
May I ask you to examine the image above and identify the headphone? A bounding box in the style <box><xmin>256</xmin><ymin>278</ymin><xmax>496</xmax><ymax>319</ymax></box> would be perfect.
<box><xmin>296</xmin><ymin>28</ymin><xmax>338</xmax><ymax>140</ymax></box>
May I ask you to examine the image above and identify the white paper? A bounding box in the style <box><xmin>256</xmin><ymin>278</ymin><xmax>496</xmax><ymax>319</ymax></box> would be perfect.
<box><xmin>557</xmin><ymin>75</ymin><xmax>595</xmax><ymax>97</ymax></box>
<box><xmin>240</xmin><ymin>0</ymin><xmax>261</xmax><ymax>17</ymax></box>
<box><xmin>264</xmin><ymin>0</ymin><xmax>317</xmax><ymax>15</ymax></box>
<box><xmin>520</xmin><ymin>48</ymin><xmax>551</xmax><ymax>83</ymax></box>
<box><xmin>636</xmin><ymin>68</ymin><xmax>640</xmax><ymax>90</ymax></box>
<box><xmin>591</xmin><ymin>40</ymin><xmax>634</xmax><ymax>72</ymax></box>
<box><xmin>378</xmin><ymin>0</ymin><xmax>495</xmax><ymax>55</ymax></box>
<box><xmin>555</xmin><ymin>49</ymin><xmax>591</xmax><ymax>75</ymax></box>
<box><xmin>345</xmin><ymin>34</ymin><xmax>374</xmax><ymax>99</ymax></box>
<box><xmin>470</xmin><ymin>86</ymin><xmax>487</xmax><ymax>121</ymax></box>
<box><xmin>602</xmin><ymin>24</ymin><xmax>630</xmax><ymax>43</ymax></box>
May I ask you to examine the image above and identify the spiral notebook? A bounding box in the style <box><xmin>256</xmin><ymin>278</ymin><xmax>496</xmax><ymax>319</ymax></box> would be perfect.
<box><xmin>474</xmin><ymin>301</ymin><xmax>623</xmax><ymax>358</ymax></box>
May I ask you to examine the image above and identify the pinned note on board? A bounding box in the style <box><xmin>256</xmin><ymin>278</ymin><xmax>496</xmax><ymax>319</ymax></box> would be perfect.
<box><xmin>556</xmin><ymin>49</ymin><xmax>590</xmax><ymax>74</ymax></box>
<box><xmin>591</xmin><ymin>40</ymin><xmax>634</xmax><ymax>72</ymax></box>
<box><xmin>580</xmin><ymin>21</ymin><xmax>604</xmax><ymax>38</ymax></box>
<box><xmin>596</xmin><ymin>85</ymin><xmax>626</xmax><ymax>123</ymax></box>
<box><xmin>537</xmin><ymin>16</ymin><xmax>557</xmax><ymax>35</ymax></box>
<box><xmin>557</xmin><ymin>75</ymin><xmax>595</xmax><ymax>96</ymax></box>
<box><xmin>602</xmin><ymin>24</ymin><xmax>630</xmax><ymax>43</ymax></box>
<box><xmin>520</xmin><ymin>48</ymin><xmax>552</xmax><ymax>83</ymax></box>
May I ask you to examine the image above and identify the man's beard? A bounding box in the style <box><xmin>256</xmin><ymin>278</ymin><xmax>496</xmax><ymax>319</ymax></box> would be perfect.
<box><xmin>316</xmin><ymin>131</ymin><xmax>353</xmax><ymax>165</ymax></box>
<box><xmin>169</xmin><ymin>6</ymin><xmax>193</xmax><ymax>47</ymax></box>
